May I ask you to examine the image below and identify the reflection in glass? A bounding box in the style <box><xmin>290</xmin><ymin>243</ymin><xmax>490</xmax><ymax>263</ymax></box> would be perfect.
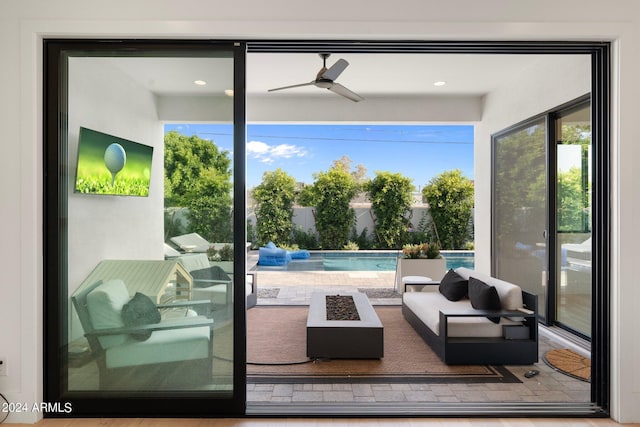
<box><xmin>493</xmin><ymin>119</ymin><xmax>548</xmax><ymax>320</ymax></box>
<box><xmin>65</xmin><ymin>56</ymin><xmax>234</xmax><ymax>393</ymax></box>
<box><xmin>557</xmin><ymin>104</ymin><xmax>592</xmax><ymax>337</ymax></box>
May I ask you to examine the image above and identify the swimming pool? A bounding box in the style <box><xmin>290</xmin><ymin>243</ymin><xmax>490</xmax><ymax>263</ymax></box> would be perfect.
<box><xmin>256</xmin><ymin>250</ymin><xmax>474</xmax><ymax>272</ymax></box>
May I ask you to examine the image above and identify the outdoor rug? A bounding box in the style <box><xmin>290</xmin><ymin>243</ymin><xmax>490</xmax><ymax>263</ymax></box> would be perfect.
<box><xmin>246</xmin><ymin>306</ymin><xmax>520</xmax><ymax>384</ymax></box>
<box><xmin>543</xmin><ymin>348</ymin><xmax>591</xmax><ymax>382</ymax></box>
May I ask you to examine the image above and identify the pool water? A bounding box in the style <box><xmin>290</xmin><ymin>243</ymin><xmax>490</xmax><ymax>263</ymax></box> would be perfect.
<box><xmin>257</xmin><ymin>251</ymin><xmax>474</xmax><ymax>272</ymax></box>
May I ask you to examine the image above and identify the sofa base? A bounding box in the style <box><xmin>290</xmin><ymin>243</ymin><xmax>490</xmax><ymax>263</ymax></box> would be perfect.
<box><xmin>402</xmin><ymin>301</ymin><xmax>538</xmax><ymax>365</ymax></box>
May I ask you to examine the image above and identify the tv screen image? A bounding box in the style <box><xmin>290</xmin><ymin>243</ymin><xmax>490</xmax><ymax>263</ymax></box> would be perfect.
<box><xmin>74</xmin><ymin>127</ymin><xmax>153</xmax><ymax>197</ymax></box>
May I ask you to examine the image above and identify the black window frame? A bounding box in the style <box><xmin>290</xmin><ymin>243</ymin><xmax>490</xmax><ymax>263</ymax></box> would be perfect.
<box><xmin>43</xmin><ymin>39</ymin><xmax>248</xmax><ymax>417</ymax></box>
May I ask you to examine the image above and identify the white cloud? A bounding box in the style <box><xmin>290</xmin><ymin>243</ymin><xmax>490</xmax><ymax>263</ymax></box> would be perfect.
<box><xmin>246</xmin><ymin>140</ymin><xmax>307</xmax><ymax>164</ymax></box>
<box><xmin>246</xmin><ymin>140</ymin><xmax>270</xmax><ymax>155</ymax></box>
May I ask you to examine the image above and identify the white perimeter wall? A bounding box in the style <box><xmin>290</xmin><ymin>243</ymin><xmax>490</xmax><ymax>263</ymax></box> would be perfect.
<box><xmin>1</xmin><ymin>0</ymin><xmax>639</xmax><ymax>423</ymax></box>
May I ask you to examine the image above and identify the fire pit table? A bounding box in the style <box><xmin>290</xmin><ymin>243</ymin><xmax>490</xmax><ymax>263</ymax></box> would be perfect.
<box><xmin>306</xmin><ymin>292</ymin><xmax>384</xmax><ymax>359</ymax></box>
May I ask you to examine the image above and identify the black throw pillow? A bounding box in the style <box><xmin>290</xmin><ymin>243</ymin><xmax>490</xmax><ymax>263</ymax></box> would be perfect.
<box><xmin>121</xmin><ymin>292</ymin><xmax>161</xmax><ymax>341</ymax></box>
<box><xmin>438</xmin><ymin>269</ymin><xmax>468</xmax><ymax>301</ymax></box>
<box><xmin>468</xmin><ymin>277</ymin><xmax>501</xmax><ymax>324</ymax></box>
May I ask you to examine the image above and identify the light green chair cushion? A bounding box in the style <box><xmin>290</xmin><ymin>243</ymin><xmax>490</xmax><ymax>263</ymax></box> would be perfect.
<box><xmin>86</xmin><ymin>279</ymin><xmax>130</xmax><ymax>349</ymax></box>
<box><xmin>105</xmin><ymin>326</ymin><xmax>211</xmax><ymax>369</ymax></box>
<box><xmin>176</xmin><ymin>253</ymin><xmax>210</xmax><ymax>272</ymax></box>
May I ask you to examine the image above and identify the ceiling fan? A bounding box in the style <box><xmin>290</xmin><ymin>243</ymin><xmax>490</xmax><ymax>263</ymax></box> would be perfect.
<box><xmin>268</xmin><ymin>53</ymin><xmax>364</xmax><ymax>102</ymax></box>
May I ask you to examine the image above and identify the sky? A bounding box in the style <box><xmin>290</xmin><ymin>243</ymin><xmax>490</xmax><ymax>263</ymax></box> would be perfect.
<box><xmin>164</xmin><ymin>123</ymin><xmax>474</xmax><ymax>189</ymax></box>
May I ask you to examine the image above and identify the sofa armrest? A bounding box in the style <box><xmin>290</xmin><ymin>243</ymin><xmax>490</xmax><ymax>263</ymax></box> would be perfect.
<box><xmin>403</xmin><ymin>280</ymin><xmax>440</xmax><ymax>292</ymax></box>
<box><xmin>85</xmin><ymin>317</ymin><xmax>214</xmax><ymax>337</ymax></box>
<box><xmin>440</xmin><ymin>308</ymin><xmax>536</xmax><ymax>318</ymax></box>
<box><xmin>438</xmin><ymin>309</ymin><xmax>537</xmax><ymax>339</ymax></box>
<box><xmin>156</xmin><ymin>299</ymin><xmax>211</xmax><ymax>309</ymax></box>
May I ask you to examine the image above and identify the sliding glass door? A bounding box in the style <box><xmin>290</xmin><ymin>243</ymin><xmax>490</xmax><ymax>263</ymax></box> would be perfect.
<box><xmin>493</xmin><ymin>118</ymin><xmax>549</xmax><ymax>320</ymax></box>
<box><xmin>555</xmin><ymin>101</ymin><xmax>592</xmax><ymax>337</ymax></box>
<box><xmin>44</xmin><ymin>40</ymin><xmax>247</xmax><ymax>416</ymax></box>
<box><xmin>493</xmin><ymin>97</ymin><xmax>592</xmax><ymax>338</ymax></box>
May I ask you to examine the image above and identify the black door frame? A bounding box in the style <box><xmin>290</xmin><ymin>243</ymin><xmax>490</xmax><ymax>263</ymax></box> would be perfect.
<box><xmin>44</xmin><ymin>39</ymin><xmax>610</xmax><ymax>417</ymax></box>
<box><xmin>249</xmin><ymin>41</ymin><xmax>609</xmax><ymax>414</ymax></box>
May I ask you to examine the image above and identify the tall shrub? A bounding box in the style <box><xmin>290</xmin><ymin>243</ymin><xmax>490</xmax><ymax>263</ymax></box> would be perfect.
<box><xmin>252</xmin><ymin>168</ymin><xmax>297</xmax><ymax>246</ymax></box>
<box><xmin>304</xmin><ymin>167</ymin><xmax>358</xmax><ymax>249</ymax></box>
<box><xmin>187</xmin><ymin>168</ymin><xmax>233</xmax><ymax>242</ymax></box>
<box><xmin>366</xmin><ymin>171</ymin><xmax>414</xmax><ymax>248</ymax></box>
<box><xmin>422</xmin><ymin>169</ymin><xmax>474</xmax><ymax>250</ymax></box>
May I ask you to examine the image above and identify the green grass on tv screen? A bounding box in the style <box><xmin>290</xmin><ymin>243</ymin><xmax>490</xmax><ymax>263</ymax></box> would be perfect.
<box><xmin>75</xmin><ymin>128</ymin><xmax>153</xmax><ymax>196</ymax></box>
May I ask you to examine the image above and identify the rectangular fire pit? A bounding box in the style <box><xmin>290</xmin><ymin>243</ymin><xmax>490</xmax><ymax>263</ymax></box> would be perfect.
<box><xmin>306</xmin><ymin>292</ymin><xmax>383</xmax><ymax>359</ymax></box>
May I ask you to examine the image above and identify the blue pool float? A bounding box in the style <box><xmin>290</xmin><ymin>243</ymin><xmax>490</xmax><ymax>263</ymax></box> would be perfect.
<box><xmin>288</xmin><ymin>249</ymin><xmax>310</xmax><ymax>259</ymax></box>
<box><xmin>258</xmin><ymin>242</ymin><xmax>292</xmax><ymax>266</ymax></box>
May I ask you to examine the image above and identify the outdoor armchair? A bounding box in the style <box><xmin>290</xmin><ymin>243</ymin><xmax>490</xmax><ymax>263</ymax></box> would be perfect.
<box><xmin>71</xmin><ymin>278</ymin><xmax>214</xmax><ymax>390</ymax></box>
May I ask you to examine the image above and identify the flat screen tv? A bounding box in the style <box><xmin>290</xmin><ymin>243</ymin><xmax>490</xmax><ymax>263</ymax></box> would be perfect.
<box><xmin>74</xmin><ymin>127</ymin><xmax>153</xmax><ymax>197</ymax></box>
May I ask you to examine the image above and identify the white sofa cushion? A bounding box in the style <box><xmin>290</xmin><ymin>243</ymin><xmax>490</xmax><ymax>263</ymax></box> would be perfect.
<box><xmin>454</xmin><ymin>267</ymin><xmax>523</xmax><ymax>310</ymax></box>
<box><xmin>403</xmin><ymin>292</ymin><xmax>520</xmax><ymax>338</ymax></box>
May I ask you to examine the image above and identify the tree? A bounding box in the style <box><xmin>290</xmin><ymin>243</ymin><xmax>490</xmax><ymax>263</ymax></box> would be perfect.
<box><xmin>557</xmin><ymin>167</ymin><xmax>586</xmax><ymax>231</ymax></box>
<box><xmin>493</xmin><ymin>123</ymin><xmax>546</xmax><ymax>249</ymax></box>
<box><xmin>164</xmin><ymin>131</ymin><xmax>232</xmax><ymax>242</ymax></box>
<box><xmin>304</xmin><ymin>166</ymin><xmax>359</xmax><ymax>249</ymax></box>
<box><xmin>186</xmin><ymin>167</ymin><xmax>233</xmax><ymax>242</ymax></box>
<box><xmin>332</xmin><ymin>155</ymin><xmax>368</xmax><ymax>184</ymax></box>
<box><xmin>422</xmin><ymin>169</ymin><xmax>474</xmax><ymax>250</ymax></box>
<box><xmin>164</xmin><ymin>131</ymin><xmax>232</xmax><ymax>207</ymax></box>
<box><xmin>252</xmin><ymin>168</ymin><xmax>297</xmax><ymax>246</ymax></box>
<box><xmin>557</xmin><ymin>123</ymin><xmax>592</xmax><ymax>232</ymax></box>
<box><xmin>366</xmin><ymin>171</ymin><xmax>414</xmax><ymax>248</ymax></box>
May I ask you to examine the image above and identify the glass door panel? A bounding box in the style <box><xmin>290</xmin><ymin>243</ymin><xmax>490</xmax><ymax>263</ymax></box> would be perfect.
<box><xmin>556</xmin><ymin>103</ymin><xmax>592</xmax><ymax>337</ymax></box>
<box><xmin>45</xmin><ymin>41</ymin><xmax>245</xmax><ymax>415</ymax></box>
<box><xmin>493</xmin><ymin>118</ymin><xmax>548</xmax><ymax>320</ymax></box>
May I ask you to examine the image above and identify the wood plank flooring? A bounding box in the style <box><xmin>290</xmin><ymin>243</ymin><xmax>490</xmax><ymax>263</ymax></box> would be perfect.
<box><xmin>3</xmin><ymin>417</ymin><xmax>631</xmax><ymax>426</ymax></box>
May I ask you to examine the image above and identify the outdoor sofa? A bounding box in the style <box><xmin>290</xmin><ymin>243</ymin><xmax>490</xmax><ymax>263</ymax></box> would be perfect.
<box><xmin>402</xmin><ymin>267</ymin><xmax>538</xmax><ymax>365</ymax></box>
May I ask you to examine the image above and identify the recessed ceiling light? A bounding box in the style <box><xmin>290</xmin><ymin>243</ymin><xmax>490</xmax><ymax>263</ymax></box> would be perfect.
<box><xmin>433</xmin><ymin>81</ymin><xmax>446</xmax><ymax>87</ymax></box>
<box><xmin>224</xmin><ymin>89</ymin><xmax>234</xmax><ymax>97</ymax></box>
<box><xmin>194</xmin><ymin>80</ymin><xmax>207</xmax><ymax>86</ymax></box>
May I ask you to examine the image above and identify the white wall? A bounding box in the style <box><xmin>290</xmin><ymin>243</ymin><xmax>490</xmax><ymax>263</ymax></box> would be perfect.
<box><xmin>1</xmin><ymin>0</ymin><xmax>639</xmax><ymax>423</ymax></box>
<box><xmin>473</xmin><ymin>55</ymin><xmax>592</xmax><ymax>273</ymax></box>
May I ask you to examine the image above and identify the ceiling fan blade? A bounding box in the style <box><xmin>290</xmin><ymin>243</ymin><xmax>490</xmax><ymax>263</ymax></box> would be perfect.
<box><xmin>268</xmin><ymin>81</ymin><xmax>314</xmax><ymax>92</ymax></box>
<box><xmin>321</xmin><ymin>58</ymin><xmax>349</xmax><ymax>81</ymax></box>
<box><xmin>328</xmin><ymin>82</ymin><xmax>364</xmax><ymax>102</ymax></box>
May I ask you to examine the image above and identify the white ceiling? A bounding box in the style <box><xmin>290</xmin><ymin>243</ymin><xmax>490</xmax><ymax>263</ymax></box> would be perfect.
<box><xmin>247</xmin><ymin>53</ymin><xmax>548</xmax><ymax>98</ymax></box>
<box><xmin>108</xmin><ymin>52</ymin><xmax>559</xmax><ymax>99</ymax></box>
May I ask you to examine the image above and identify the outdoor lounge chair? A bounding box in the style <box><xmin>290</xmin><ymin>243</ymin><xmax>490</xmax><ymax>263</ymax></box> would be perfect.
<box><xmin>562</xmin><ymin>236</ymin><xmax>592</xmax><ymax>262</ymax></box>
<box><xmin>71</xmin><ymin>278</ymin><xmax>214</xmax><ymax>389</ymax></box>
<box><xmin>562</xmin><ymin>236</ymin><xmax>592</xmax><ymax>294</ymax></box>
<box><xmin>164</xmin><ymin>243</ymin><xmax>182</xmax><ymax>258</ymax></box>
<box><xmin>169</xmin><ymin>232</ymin><xmax>253</xmax><ymax>254</ymax></box>
<box><xmin>170</xmin><ymin>232</ymin><xmax>211</xmax><ymax>253</ymax></box>
<box><xmin>176</xmin><ymin>253</ymin><xmax>258</xmax><ymax>310</ymax></box>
